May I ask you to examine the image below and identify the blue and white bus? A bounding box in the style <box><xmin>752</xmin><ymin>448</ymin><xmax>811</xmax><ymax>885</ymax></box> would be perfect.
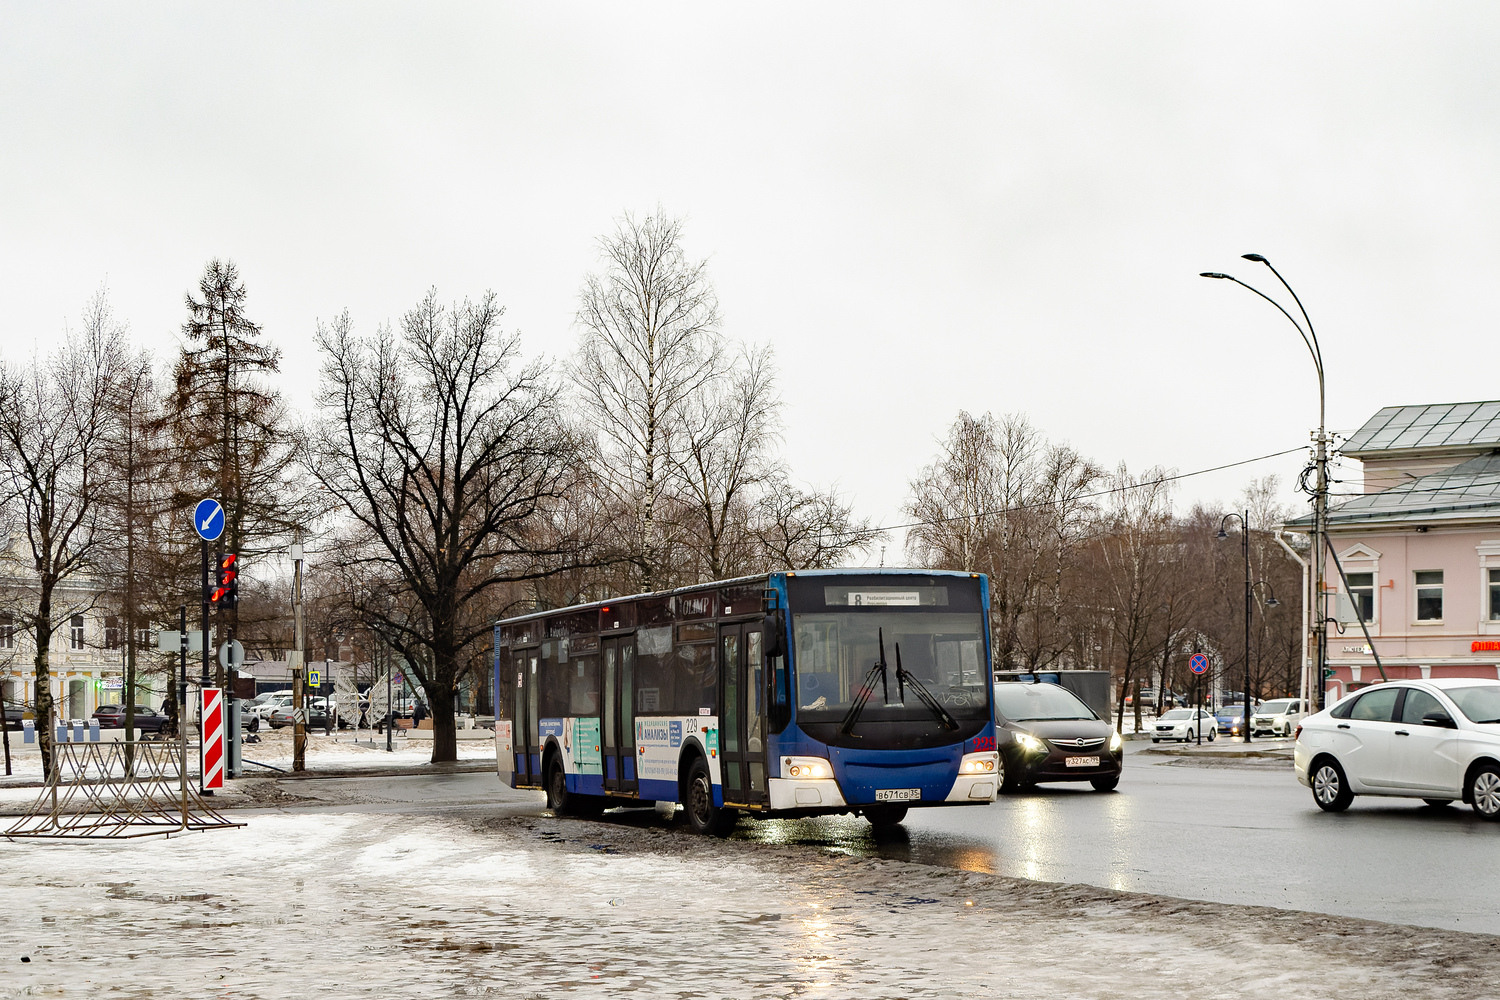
<box><xmin>494</xmin><ymin>569</ymin><xmax>999</xmax><ymax>834</ymax></box>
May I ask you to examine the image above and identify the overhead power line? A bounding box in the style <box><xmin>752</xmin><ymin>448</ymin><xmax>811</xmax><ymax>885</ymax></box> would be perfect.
<box><xmin>829</xmin><ymin>445</ymin><xmax>1308</xmax><ymax>541</ymax></box>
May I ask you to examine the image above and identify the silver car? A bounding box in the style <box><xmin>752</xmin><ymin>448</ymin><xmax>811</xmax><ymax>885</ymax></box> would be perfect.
<box><xmin>1252</xmin><ymin>698</ymin><xmax>1306</xmax><ymax>737</ymax></box>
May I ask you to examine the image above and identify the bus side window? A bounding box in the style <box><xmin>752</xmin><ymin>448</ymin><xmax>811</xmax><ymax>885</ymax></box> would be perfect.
<box><xmin>768</xmin><ymin>649</ymin><xmax>790</xmax><ymax>734</ymax></box>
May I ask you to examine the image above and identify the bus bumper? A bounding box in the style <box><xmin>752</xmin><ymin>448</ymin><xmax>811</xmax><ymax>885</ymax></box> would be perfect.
<box><xmin>768</xmin><ymin>777</ymin><xmax>848</xmax><ymax>810</ymax></box>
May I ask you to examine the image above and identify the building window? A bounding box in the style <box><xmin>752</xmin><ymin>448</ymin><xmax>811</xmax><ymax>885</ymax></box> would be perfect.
<box><xmin>0</xmin><ymin>613</ymin><xmax>14</xmax><ymax>650</ymax></box>
<box><xmin>1489</xmin><ymin>569</ymin><xmax>1500</xmax><ymax>621</ymax></box>
<box><xmin>105</xmin><ymin>616</ymin><xmax>121</xmax><ymax>650</ymax></box>
<box><xmin>1346</xmin><ymin>572</ymin><xmax>1375</xmax><ymax>623</ymax></box>
<box><xmin>69</xmin><ymin>614</ymin><xmax>85</xmax><ymax>650</ymax></box>
<box><xmin>1415</xmin><ymin>571</ymin><xmax>1444</xmax><ymax>621</ymax></box>
<box><xmin>138</xmin><ymin>627</ymin><xmax>153</xmax><ymax>650</ymax></box>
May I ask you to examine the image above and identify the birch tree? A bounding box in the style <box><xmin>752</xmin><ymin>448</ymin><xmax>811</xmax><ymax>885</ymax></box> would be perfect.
<box><xmin>574</xmin><ymin>210</ymin><xmax>725</xmax><ymax>591</ymax></box>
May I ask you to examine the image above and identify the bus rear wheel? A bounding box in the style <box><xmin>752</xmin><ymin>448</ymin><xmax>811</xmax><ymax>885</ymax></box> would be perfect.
<box><xmin>545</xmin><ymin>756</ymin><xmax>602</xmax><ymax>816</ymax></box>
<box><xmin>683</xmin><ymin>757</ymin><xmax>736</xmax><ymax>837</ymax></box>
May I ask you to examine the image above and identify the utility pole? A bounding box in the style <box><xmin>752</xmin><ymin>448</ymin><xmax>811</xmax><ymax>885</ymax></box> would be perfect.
<box><xmin>291</xmin><ymin>540</ymin><xmax>306</xmax><ymax>772</ymax></box>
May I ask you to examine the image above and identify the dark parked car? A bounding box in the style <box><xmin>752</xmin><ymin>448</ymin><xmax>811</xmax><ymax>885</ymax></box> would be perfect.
<box><xmin>1</xmin><ymin>701</ymin><xmax>31</xmax><ymax>727</ymax></box>
<box><xmin>993</xmin><ymin>681</ymin><xmax>1124</xmax><ymax>793</ymax></box>
<box><xmin>91</xmin><ymin>704</ymin><xmax>171</xmax><ymax>735</ymax></box>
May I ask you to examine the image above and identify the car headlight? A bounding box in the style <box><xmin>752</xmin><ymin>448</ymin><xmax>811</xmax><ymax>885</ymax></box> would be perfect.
<box><xmin>1109</xmin><ymin>731</ymin><xmax>1123</xmax><ymax>752</ymax></box>
<box><xmin>959</xmin><ymin>752</ymin><xmax>999</xmax><ymax>774</ymax></box>
<box><xmin>782</xmin><ymin>756</ymin><xmax>833</xmax><ymax>779</ymax></box>
<box><xmin>1015</xmin><ymin>733</ymin><xmax>1045</xmax><ymax>753</ymax></box>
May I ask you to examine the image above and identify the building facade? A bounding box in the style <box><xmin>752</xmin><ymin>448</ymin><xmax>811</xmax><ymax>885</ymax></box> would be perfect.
<box><xmin>1290</xmin><ymin>401</ymin><xmax>1500</xmax><ymax>704</ymax></box>
<box><xmin>0</xmin><ymin>535</ymin><xmax>167</xmax><ymax>722</ymax></box>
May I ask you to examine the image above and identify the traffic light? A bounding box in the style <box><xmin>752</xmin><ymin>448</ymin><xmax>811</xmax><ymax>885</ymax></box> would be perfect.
<box><xmin>211</xmin><ymin>553</ymin><xmax>239</xmax><ymax>608</ymax></box>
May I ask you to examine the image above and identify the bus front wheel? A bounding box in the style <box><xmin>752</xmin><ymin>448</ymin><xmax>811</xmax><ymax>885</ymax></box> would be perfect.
<box><xmin>864</xmin><ymin>804</ymin><xmax>909</xmax><ymax>828</ymax></box>
<box><xmin>683</xmin><ymin>757</ymin><xmax>737</xmax><ymax>837</ymax></box>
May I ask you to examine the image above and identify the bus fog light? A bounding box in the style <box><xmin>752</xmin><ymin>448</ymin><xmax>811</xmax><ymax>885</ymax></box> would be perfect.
<box><xmin>783</xmin><ymin>756</ymin><xmax>832</xmax><ymax>779</ymax></box>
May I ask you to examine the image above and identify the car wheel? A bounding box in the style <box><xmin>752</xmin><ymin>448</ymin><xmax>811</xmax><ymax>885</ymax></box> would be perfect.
<box><xmin>1422</xmin><ymin>798</ymin><xmax>1453</xmax><ymax>808</ymax></box>
<box><xmin>1090</xmin><ymin>776</ymin><xmax>1119</xmax><ymax>792</ymax></box>
<box><xmin>864</xmin><ymin>804</ymin><xmax>909</xmax><ymax>828</ymax></box>
<box><xmin>1468</xmin><ymin>764</ymin><xmax>1500</xmax><ymax>821</ymax></box>
<box><xmin>683</xmin><ymin>756</ymin><xmax>737</xmax><ymax>836</ymax></box>
<box><xmin>1208</xmin><ymin>729</ymin><xmax>1216</xmax><ymax>742</ymax></box>
<box><xmin>1311</xmin><ymin>757</ymin><xmax>1354</xmax><ymax>812</ymax></box>
<box><xmin>1151</xmin><ymin>738</ymin><xmax>1159</xmax><ymax>744</ymax></box>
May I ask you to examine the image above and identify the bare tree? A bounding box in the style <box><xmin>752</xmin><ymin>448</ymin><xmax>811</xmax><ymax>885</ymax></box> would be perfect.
<box><xmin>574</xmin><ymin>210</ymin><xmax>726</xmax><ymax>590</ymax></box>
<box><xmin>308</xmin><ymin>291</ymin><xmax>592</xmax><ymax>762</ymax></box>
<box><xmin>670</xmin><ymin>343</ymin><xmax>780</xmax><ymax>580</ymax></box>
<box><xmin>751</xmin><ymin>477</ymin><xmax>883</xmax><ymax>570</ymax></box>
<box><xmin>0</xmin><ymin>294</ymin><xmax>127</xmax><ymax>774</ymax></box>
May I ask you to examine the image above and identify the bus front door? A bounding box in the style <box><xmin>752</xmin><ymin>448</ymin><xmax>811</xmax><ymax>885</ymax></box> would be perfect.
<box><xmin>514</xmin><ymin>650</ymin><xmax>540</xmax><ymax>787</ymax></box>
<box><xmin>601</xmin><ymin>636</ymin><xmax>637</xmax><ymax>796</ymax></box>
<box><xmin>718</xmin><ymin>623</ymin><xmax>769</xmax><ymax>808</ymax></box>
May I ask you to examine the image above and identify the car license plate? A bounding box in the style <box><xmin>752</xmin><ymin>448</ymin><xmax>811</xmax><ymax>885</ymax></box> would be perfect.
<box><xmin>1065</xmin><ymin>756</ymin><xmax>1100</xmax><ymax>768</ymax></box>
<box><xmin>875</xmin><ymin>788</ymin><xmax>921</xmax><ymax>802</ymax></box>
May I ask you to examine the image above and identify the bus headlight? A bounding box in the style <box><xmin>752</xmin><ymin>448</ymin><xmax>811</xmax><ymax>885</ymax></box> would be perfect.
<box><xmin>1015</xmin><ymin>733</ymin><xmax>1045</xmax><ymax>753</ymax></box>
<box><xmin>959</xmin><ymin>752</ymin><xmax>999</xmax><ymax>774</ymax></box>
<box><xmin>783</xmin><ymin>756</ymin><xmax>832</xmax><ymax>779</ymax></box>
<box><xmin>1109</xmin><ymin>731</ymin><xmax>1123</xmax><ymax>752</ymax></box>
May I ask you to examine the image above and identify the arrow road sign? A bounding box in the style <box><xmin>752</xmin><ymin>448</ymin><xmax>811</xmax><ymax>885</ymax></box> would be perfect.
<box><xmin>194</xmin><ymin>498</ymin><xmax>225</xmax><ymax>542</ymax></box>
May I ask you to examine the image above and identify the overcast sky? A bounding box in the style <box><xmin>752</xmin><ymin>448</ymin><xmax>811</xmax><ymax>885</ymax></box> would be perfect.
<box><xmin>4</xmin><ymin>3</ymin><xmax>1497</xmax><ymax>553</ymax></box>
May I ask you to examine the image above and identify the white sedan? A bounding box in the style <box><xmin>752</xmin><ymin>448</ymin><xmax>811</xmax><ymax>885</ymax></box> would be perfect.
<box><xmin>1295</xmin><ymin>677</ymin><xmax>1500</xmax><ymax>819</ymax></box>
<box><xmin>1150</xmin><ymin>708</ymin><xmax>1216</xmax><ymax>743</ymax></box>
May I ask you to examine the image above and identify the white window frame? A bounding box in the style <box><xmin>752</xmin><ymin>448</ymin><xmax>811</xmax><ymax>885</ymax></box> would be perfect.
<box><xmin>69</xmin><ymin>614</ymin><xmax>85</xmax><ymax>651</ymax></box>
<box><xmin>1477</xmin><ymin>540</ymin><xmax>1500</xmax><ymax>634</ymax></box>
<box><xmin>1414</xmin><ymin>570</ymin><xmax>1445</xmax><ymax>624</ymax></box>
<box><xmin>1336</xmin><ymin>544</ymin><xmax>1381</xmax><ymax>633</ymax></box>
<box><xmin>0</xmin><ymin>612</ymin><xmax>14</xmax><ymax>650</ymax></box>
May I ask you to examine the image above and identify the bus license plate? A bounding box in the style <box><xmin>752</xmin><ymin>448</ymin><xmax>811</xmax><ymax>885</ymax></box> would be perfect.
<box><xmin>1065</xmin><ymin>756</ymin><xmax>1100</xmax><ymax>768</ymax></box>
<box><xmin>875</xmin><ymin>788</ymin><xmax>921</xmax><ymax>802</ymax></box>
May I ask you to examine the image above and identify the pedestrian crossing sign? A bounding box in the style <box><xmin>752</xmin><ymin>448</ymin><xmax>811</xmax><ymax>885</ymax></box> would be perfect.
<box><xmin>309</xmin><ymin>668</ymin><xmax>322</xmax><ymax>686</ymax></box>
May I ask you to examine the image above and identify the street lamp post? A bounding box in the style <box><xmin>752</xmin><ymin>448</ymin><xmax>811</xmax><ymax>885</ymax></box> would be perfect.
<box><xmin>1200</xmin><ymin>256</ymin><xmax>1329</xmax><ymax>713</ymax></box>
<box><xmin>1219</xmin><ymin>512</ymin><xmax>1253</xmax><ymax>743</ymax></box>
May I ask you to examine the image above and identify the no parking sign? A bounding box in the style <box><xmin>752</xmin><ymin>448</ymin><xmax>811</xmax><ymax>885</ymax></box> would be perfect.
<box><xmin>1189</xmin><ymin>652</ymin><xmax>1210</xmax><ymax>675</ymax></box>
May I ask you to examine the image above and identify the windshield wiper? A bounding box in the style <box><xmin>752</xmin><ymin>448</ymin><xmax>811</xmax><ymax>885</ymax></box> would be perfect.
<box><xmin>838</xmin><ymin>628</ymin><xmax>890</xmax><ymax>736</ymax></box>
<box><xmin>894</xmin><ymin>641</ymin><xmax>959</xmax><ymax>731</ymax></box>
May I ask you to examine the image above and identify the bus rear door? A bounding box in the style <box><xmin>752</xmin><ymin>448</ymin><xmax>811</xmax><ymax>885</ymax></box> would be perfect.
<box><xmin>513</xmin><ymin>649</ymin><xmax>540</xmax><ymax>786</ymax></box>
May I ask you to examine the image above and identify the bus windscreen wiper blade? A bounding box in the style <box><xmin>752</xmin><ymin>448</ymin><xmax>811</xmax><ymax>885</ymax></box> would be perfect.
<box><xmin>894</xmin><ymin>642</ymin><xmax>959</xmax><ymax>731</ymax></box>
<box><xmin>839</xmin><ymin>628</ymin><xmax>890</xmax><ymax>736</ymax></box>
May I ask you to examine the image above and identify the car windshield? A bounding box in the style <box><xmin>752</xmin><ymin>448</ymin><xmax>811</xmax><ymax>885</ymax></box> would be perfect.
<box><xmin>1259</xmin><ymin>700</ymin><xmax>1293</xmax><ymax>714</ymax></box>
<box><xmin>994</xmin><ymin>683</ymin><xmax>1097</xmax><ymax>721</ymax></box>
<box><xmin>1159</xmin><ymin>709</ymin><xmax>1194</xmax><ymax>720</ymax></box>
<box><xmin>1218</xmin><ymin>705</ymin><xmax>1244</xmax><ymax>715</ymax></box>
<box><xmin>1445</xmin><ymin>685</ymin><xmax>1500</xmax><ymax>725</ymax></box>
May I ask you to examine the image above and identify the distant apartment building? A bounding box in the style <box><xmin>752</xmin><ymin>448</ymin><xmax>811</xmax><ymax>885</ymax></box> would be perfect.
<box><xmin>1289</xmin><ymin>401</ymin><xmax>1500</xmax><ymax>703</ymax></box>
<box><xmin>0</xmin><ymin>534</ymin><xmax>165</xmax><ymax>722</ymax></box>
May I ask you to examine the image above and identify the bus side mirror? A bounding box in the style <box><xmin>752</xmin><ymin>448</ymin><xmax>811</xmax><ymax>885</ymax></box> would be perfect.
<box><xmin>762</xmin><ymin>611</ymin><xmax>786</xmax><ymax>657</ymax></box>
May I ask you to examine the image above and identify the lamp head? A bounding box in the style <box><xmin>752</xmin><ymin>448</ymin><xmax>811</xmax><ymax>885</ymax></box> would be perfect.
<box><xmin>1266</xmin><ymin>596</ymin><xmax>1281</xmax><ymax>608</ymax></box>
<box><xmin>1241</xmin><ymin>253</ymin><xmax>1268</xmax><ymax>263</ymax></box>
<box><xmin>1216</xmin><ymin>527</ymin><xmax>1228</xmax><ymax>540</ymax></box>
<box><xmin>1199</xmin><ymin>272</ymin><xmax>1232</xmax><ymax>279</ymax></box>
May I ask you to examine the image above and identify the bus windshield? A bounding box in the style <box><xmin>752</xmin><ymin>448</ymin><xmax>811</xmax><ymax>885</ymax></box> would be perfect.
<box><xmin>792</xmin><ymin>610</ymin><xmax>989</xmax><ymax>747</ymax></box>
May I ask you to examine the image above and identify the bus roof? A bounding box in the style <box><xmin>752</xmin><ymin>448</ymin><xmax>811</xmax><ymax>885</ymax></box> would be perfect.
<box><xmin>493</xmin><ymin>568</ymin><xmax>982</xmax><ymax>627</ymax></box>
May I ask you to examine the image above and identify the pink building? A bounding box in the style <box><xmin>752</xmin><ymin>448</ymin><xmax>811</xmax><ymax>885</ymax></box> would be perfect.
<box><xmin>1290</xmin><ymin>401</ymin><xmax>1500</xmax><ymax>703</ymax></box>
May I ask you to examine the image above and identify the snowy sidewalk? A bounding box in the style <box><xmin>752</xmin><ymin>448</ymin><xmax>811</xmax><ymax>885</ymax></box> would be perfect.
<box><xmin>2</xmin><ymin>797</ymin><xmax>1497</xmax><ymax>999</ymax></box>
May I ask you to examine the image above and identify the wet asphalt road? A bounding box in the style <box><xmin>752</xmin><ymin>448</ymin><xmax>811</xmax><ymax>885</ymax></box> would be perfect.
<box><xmin>274</xmin><ymin>744</ymin><xmax>1500</xmax><ymax>936</ymax></box>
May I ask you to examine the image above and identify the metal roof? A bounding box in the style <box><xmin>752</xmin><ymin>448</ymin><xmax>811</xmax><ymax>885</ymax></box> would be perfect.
<box><xmin>1288</xmin><ymin>452</ymin><xmax>1500</xmax><ymax>529</ymax></box>
<box><xmin>1341</xmin><ymin>401</ymin><xmax>1500</xmax><ymax>456</ymax></box>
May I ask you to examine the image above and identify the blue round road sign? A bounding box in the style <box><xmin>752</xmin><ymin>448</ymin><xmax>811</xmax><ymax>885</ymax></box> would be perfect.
<box><xmin>1189</xmin><ymin>652</ymin><xmax>1209</xmax><ymax>675</ymax></box>
<box><xmin>193</xmin><ymin>498</ymin><xmax>225</xmax><ymax>542</ymax></box>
